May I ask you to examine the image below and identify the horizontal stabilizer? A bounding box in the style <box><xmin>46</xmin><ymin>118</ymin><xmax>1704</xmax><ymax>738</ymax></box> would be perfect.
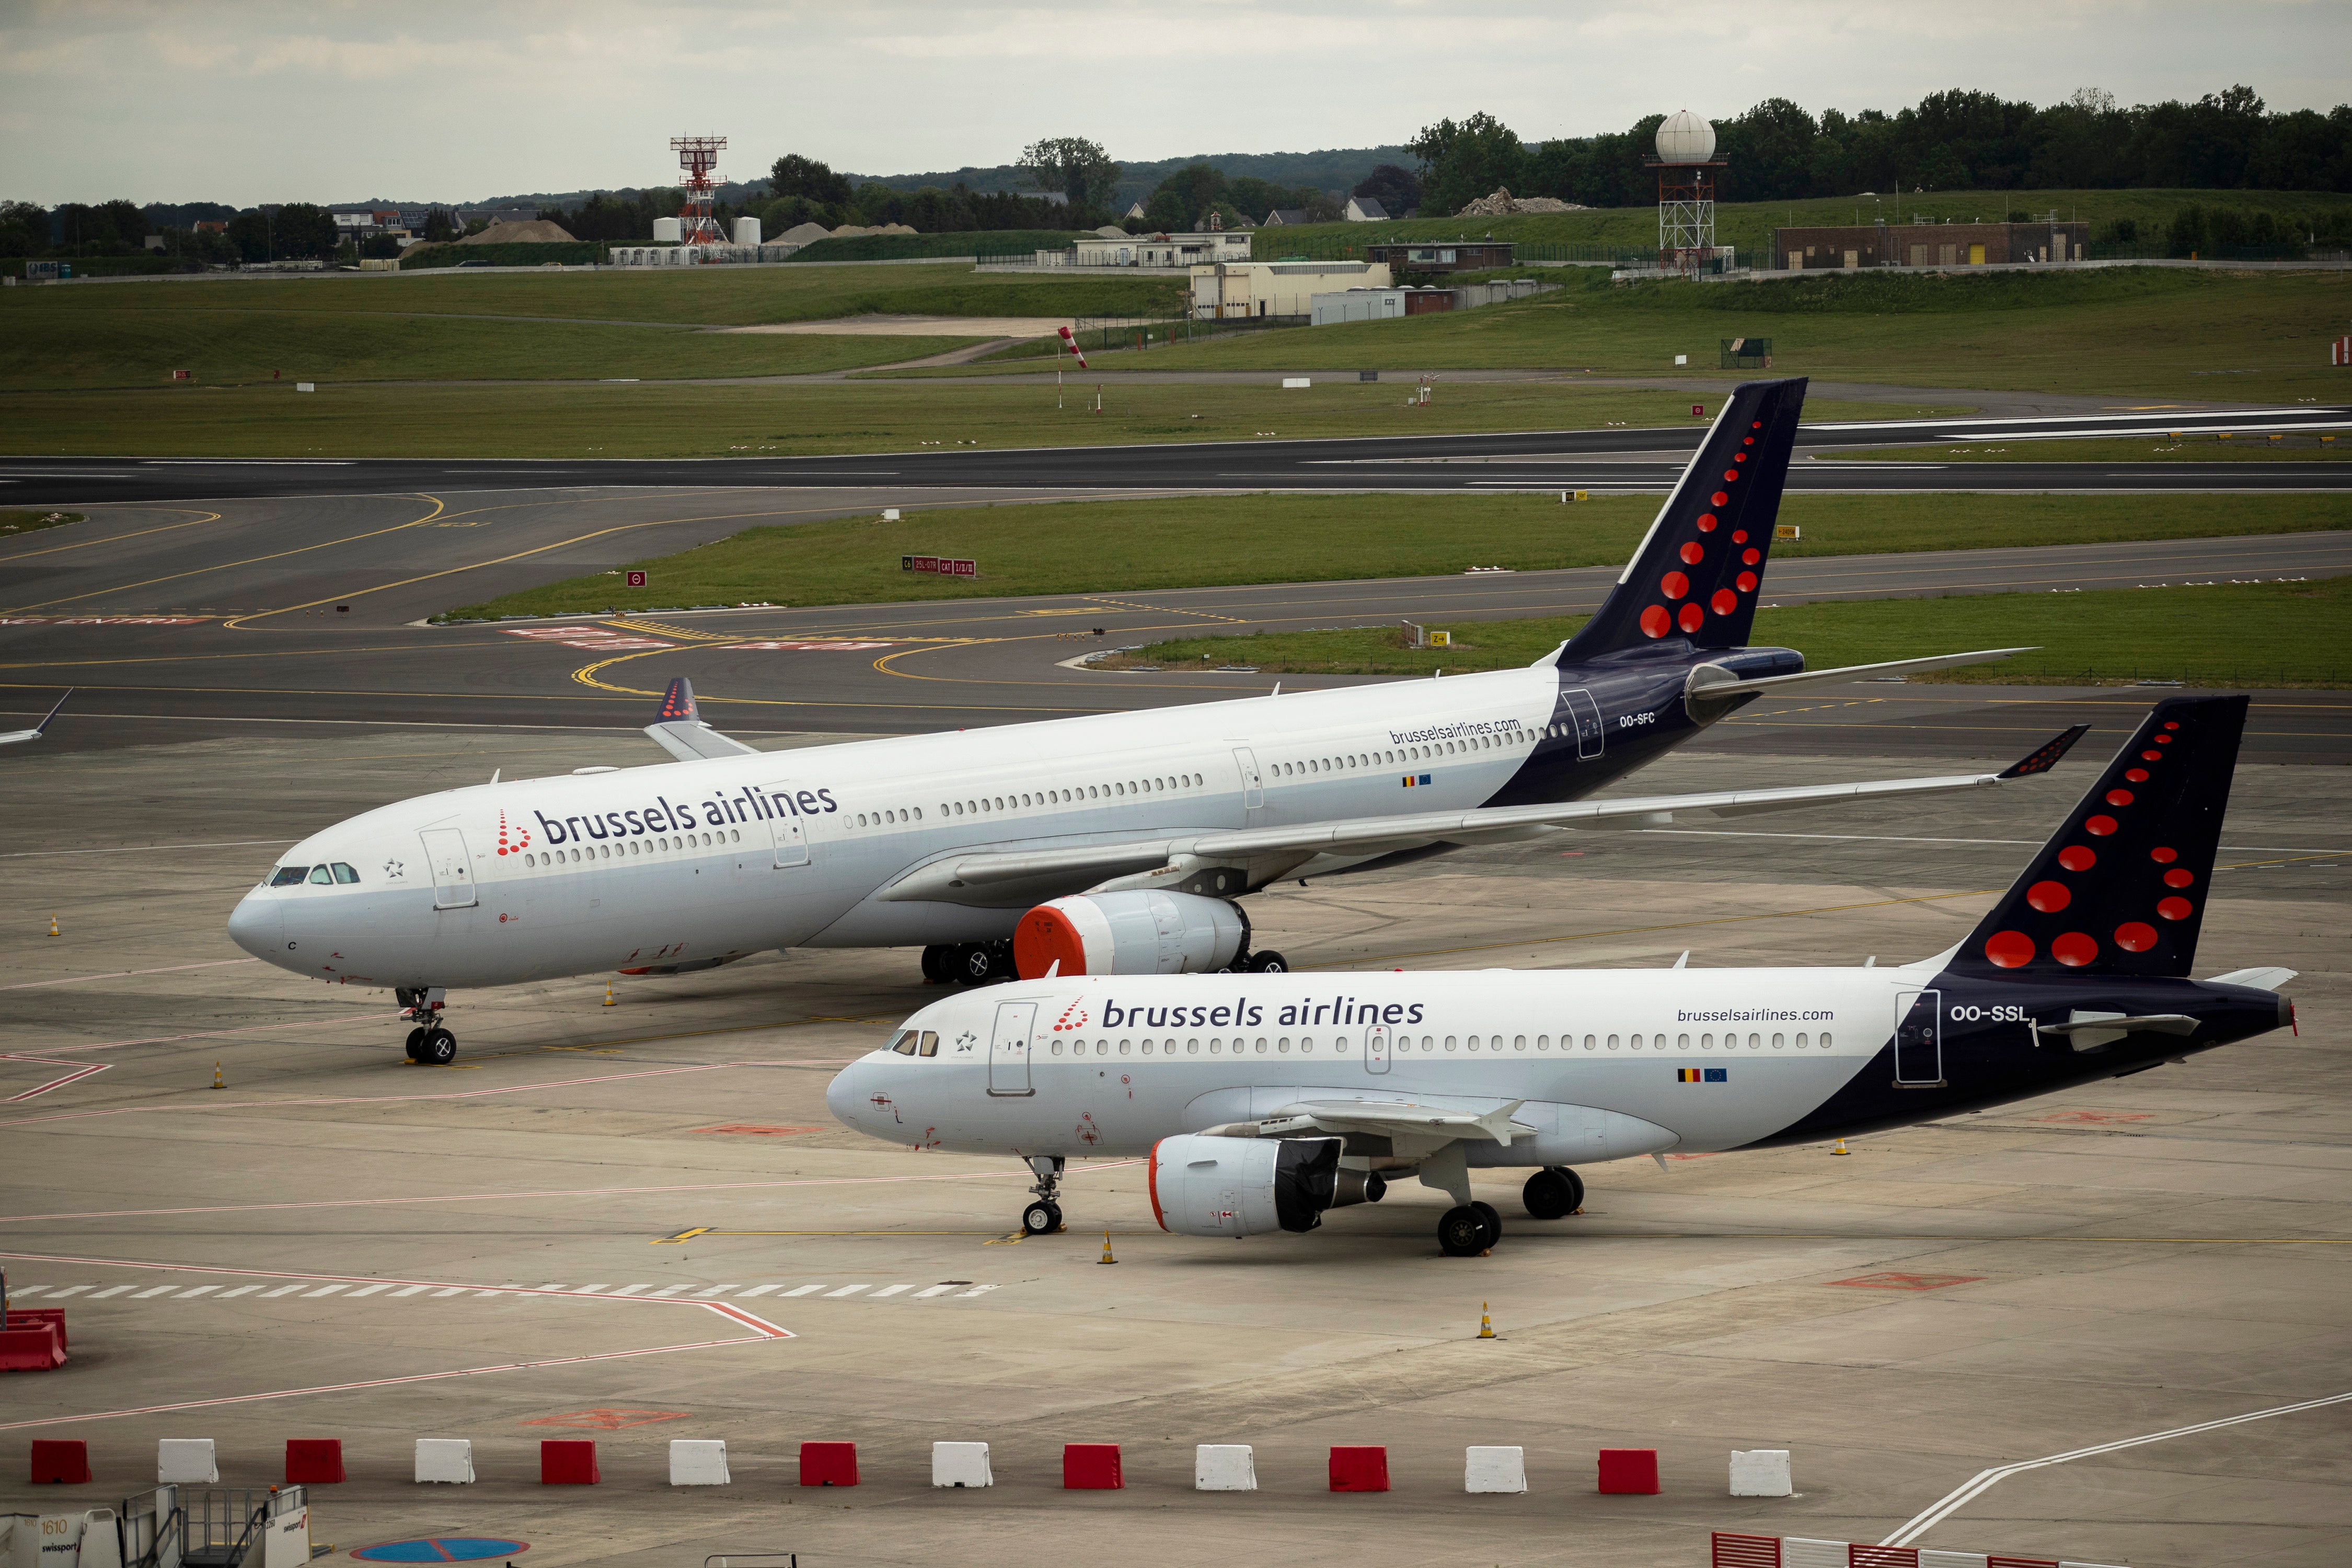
<box><xmin>1686</xmin><ymin>647</ymin><xmax>2034</xmax><ymax>699</ymax></box>
<box><xmin>2035</xmin><ymin>1010</ymin><xmax>2198</xmax><ymax>1052</ymax></box>
<box><xmin>644</xmin><ymin>676</ymin><xmax>758</xmax><ymax>763</ymax></box>
<box><xmin>2206</xmin><ymin>965</ymin><xmax>2298</xmax><ymax>992</ymax></box>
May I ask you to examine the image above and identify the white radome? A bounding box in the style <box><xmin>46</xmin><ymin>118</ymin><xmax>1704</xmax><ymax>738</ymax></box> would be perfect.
<box><xmin>1655</xmin><ymin>110</ymin><xmax>1716</xmax><ymax>164</ymax></box>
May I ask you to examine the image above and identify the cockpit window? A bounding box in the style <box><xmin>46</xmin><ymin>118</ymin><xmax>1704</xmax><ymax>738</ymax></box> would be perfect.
<box><xmin>307</xmin><ymin>866</ymin><xmax>334</xmax><ymax>885</ymax></box>
<box><xmin>889</xmin><ymin>1030</ymin><xmax>918</xmax><ymax>1055</ymax></box>
<box><xmin>919</xmin><ymin>1031</ymin><xmax>939</xmax><ymax>1057</ymax></box>
<box><xmin>331</xmin><ymin>863</ymin><xmax>360</xmax><ymax>884</ymax></box>
<box><xmin>270</xmin><ymin>866</ymin><xmax>310</xmax><ymax>886</ymax></box>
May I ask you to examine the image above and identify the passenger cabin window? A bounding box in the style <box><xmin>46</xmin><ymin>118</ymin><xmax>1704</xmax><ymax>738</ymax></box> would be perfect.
<box><xmin>331</xmin><ymin>863</ymin><xmax>360</xmax><ymax>884</ymax></box>
<box><xmin>270</xmin><ymin>866</ymin><xmax>310</xmax><ymax>886</ymax></box>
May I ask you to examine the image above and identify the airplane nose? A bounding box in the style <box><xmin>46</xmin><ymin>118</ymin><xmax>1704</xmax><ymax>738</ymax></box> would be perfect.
<box><xmin>227</xmin><ymin>894</ymin><xmax>283</xmax><ymax>961</ymax></box>
<box><xmin>825</xmin><ymin>1060</ymin><xmax>872</xmax><ymax>1129</ymax></box>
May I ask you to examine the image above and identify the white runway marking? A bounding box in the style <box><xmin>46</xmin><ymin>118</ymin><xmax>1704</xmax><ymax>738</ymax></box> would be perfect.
<box><xmin>16</xmin><ymin>1276</ymin><xmax>1004</xmax><ymax>1306</ymax></box>
<box><xmin>1883</xmin><ymin>1389</ymin><xmax>2352</xmax><ymax>1546</ymax></box>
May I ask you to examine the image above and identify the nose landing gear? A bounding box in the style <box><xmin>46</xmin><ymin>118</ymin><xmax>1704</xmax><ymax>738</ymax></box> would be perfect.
<box><xmin>1020</xmin><ymin>1154</ymin><xmax>1066</xmax><ymax>1235</ymax></box>
<box><xmin>397</xmin><ymin>986</ymin><xmax>456</xmax><ymax>1065</ymax></box>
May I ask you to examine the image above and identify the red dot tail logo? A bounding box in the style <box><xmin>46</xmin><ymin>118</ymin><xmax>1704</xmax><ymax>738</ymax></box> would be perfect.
<box><xmin>493</xmin><ymin>811</ymin><xmax>532</xmax><ymax>858</ymax></box>
<box><xmin>1052</xmin><ymin>998</ymin><xmax>1090</xmax><ymax>1033</ymax></box>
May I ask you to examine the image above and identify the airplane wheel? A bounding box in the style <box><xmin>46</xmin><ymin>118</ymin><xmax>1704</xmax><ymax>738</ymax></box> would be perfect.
<box><xmin>1022</xmin><ymin>1201</ymin><xmax>1062</xmax><ymax>1236</ymax></box>
<box><xmin>1559</xmin><ymin>1167</ymin><xmax>1586</xmax><ymax>1212</ymax></box>
<box><xmin>1248</xmin><ymin>950</ymin><xmax>1289</xmax><ymax>973</ymax></box>
<box><xmin>920</xmin><ymin>945</ymin><xmax>952</xmax><ymax>984</ymax></box>
<box><xmin>403</xmin><ymin>1028</ymin><xmax>426</xmax><ymax>1062</ymax></box>
<box><xmin>1523</xmin><ymin>1168</ymin><xmax>1575</xmax><ymax>1220</ymax></box>
<box><xmin>1437</xmin><ymin>1205</ymin><xmax>1489</xmax><ymax>1257</ymax></box>
<box><xmin>417</xmin><ymin>1028</ymin><xmax>457</xmax><ymax>1065</ymax></box>
<box><xmin>1470</xmin><ymin>1200</ymin><xmax>1503</xmax><ymax>1247</ymax></box>
<box><xmin>952</xmin><ymin>944</ymin><xmax>994</xmax><ymax>986</ymax></box>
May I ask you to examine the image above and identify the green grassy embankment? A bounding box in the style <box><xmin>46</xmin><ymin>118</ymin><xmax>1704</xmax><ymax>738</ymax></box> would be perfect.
<box><xmin>441</xmin><ymin>490</ymin><xmax>2350</xmax><ymax>620</ymax></box>
<box><xmin>0</xmin><ymin>383</ymin><xmax>1946</xmax><ymax>459</ymax></box>
<box><xmin>0</xmin><ymin>510</ymin><xmax>82</xmax><ymax>536</ymax></box>
<box><xmin>1110</xmin><ymin>577</ymin><xmax>2352</xmax><ymax>689</ymax></box>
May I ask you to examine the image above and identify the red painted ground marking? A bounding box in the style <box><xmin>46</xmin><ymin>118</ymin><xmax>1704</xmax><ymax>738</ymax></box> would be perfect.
<box><xmin>693</xmin><ymin>1124</ymin><xmax>824</xmax><ymax>1137</ymax></box>
<box><xmin>0</xmin><ymin>1250</ymin><xmax>791</xmax><ymax>1432</ymax></box>
<box><xmin>1827</xmin><ymin>1272</ymin><xmax>1985</xmax><ymax>1291</ymax></box>
<box><xmin>523</xmin><ymin>1409</ymin><xmax>689</xmax><ymax>1429</ymax></box>
<box><xmin>2034</xmin><ymin>1111</ymin><xmax>2155</xmax><ymax>1124</ymax></box>
<box><xmin>2</xmin><ymin>1055</ymin><xmax>111</xmax><ymax>1101</ymax></box>
<box><xmin>33</xmin><ymin>1010</ymin><xmax>405</xmax><ymax>1054</ymax></box>
<box><xmin>0</xmin><ymin>1161</ymin><xmax>1142</xmax><ymax>1226</ymax></box>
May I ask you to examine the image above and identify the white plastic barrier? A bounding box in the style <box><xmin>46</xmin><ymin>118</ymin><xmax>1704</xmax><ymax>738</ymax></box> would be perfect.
<box><xmin>931</xmin><ymin>1442</ymin><xmax>993</xmax><ymax>1488</ymax></box>
<box><xmin>1782</xmin><ymin>1542</ymin><xmax>1845</xmax><ymax>1568</ymax></box>
<box><xmin>1919</xmin><ymin>1554</ymin><xmax>1991</xmax><ymax>1567</ymax></box>
<box><xmin>414</xmin><ymin>1438</ymin><xmax>476</xmax><ymax>1483</ymax></box>
<box><xmin>1464</xmin><ymin>1446</ymin><xmax>1527</xmax><ymax>1493</ymax></box>
<box><xmin>669</xmin><ymin>1439</ymin><xmax>731</xmax><ymax>1485</ymax></box>
<box><xmin>1730</xmin><ymin>1448</ymin><xmax>1792</xmax><ymax>1497</ymax></box>
<box><xmin>157</xmin><ymin>1439</ymin><xmax>218</xmax><ymax>1484</ymax></box>
<box><xmin>1194</xmin><ymin>1445</ymin><xmax>1256</xmax><ymax>1491</ymax></box>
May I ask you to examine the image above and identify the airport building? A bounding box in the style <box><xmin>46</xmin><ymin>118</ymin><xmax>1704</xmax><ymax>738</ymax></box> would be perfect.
<box><xmin>1189</xmin><ymin>259</ymin><xmax>1392</xmax><ymax>319</ymax></box>
<box><xmin>1773</xmin><ymin>218</ymin><xmax>2092</xmax><ymax>271</ymax></box>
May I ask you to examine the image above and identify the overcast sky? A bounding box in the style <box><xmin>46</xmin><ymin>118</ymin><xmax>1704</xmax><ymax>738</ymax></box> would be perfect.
<box><xmin>4</xmin><ymin>0</ymin><xmax>2346</xmax><ymax>206</ymax></box>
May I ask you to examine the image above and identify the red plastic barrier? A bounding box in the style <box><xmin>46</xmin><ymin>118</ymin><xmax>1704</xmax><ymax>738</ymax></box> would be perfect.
<box><xmin>1063</xmin><ymin>1444</ymin><xmax>1123</xmax><ymax>1490</ymax></box>
<box><xmin>0</xmin><ymin>1322</ymin><xmax>66</xmax><ymax>1371</ymax></box>
<box><xmin>1711</xmin><ymin>1532</ymin><xmax>1783</xmax><ymax>1567</ymax></box>
<box><xmin>799</xmin><ymin>1442</ymin><xmax>858</xmax><ymax>1486</ymax></box>
<box><xmin>286</xmin><ymin>1439</ymin><xmax>345</xmax><ymax>1484</ymax></box>
<box><xmin>1597</xmin><ymin>1448</ymin><xmax>1659</xmax><ymax>1494</ymax></box>
<box><xmin>7</xmin><ymin>1309</ymin><xmax>67</xmax><ymax>1351</ymax></box>
<box><xmin>1328</xmin><ymin>1446</ymin><xmax>1389</xmax><ymax>1492</ymax></box>
<box><xmin>30</xmin><ymin>1439</ymin><xmax>90</xmax><ymax>1485</ymax></box>
<box><xmin>540</xmin><ymin>1439</ymin><xmax>599</xmax><ymax>1484</ymax></box>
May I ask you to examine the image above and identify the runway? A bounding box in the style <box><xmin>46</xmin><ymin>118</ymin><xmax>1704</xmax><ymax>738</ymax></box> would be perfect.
<box><xmin>4</xmin><ymin>404</ymin><xmax>2347</xmax><ymax>505</ymax></box>
<box><xmin>5</xmin><ymin>492</ymin><xmax>2348</xmax><ymax>762</ymax></box>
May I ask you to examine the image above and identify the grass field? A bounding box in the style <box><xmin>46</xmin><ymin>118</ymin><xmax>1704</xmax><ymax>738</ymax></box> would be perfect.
<box><xmin>0</xmin><ymin>382</ymin><xmax>1952</xmax><ymax>460</ymax></box>
<box><xmin>1828</xmin><ymin>436</ymin><xmax>2351</xmax><ymax>463</ymax></box>
<box><xmin>0</xmin><ymin>263</ymin><xmax>1182</xmax><ymax>329</ymax></box>
<box><xmin>0</xmin><ymin>312</ymin><xmax>998</xmax><ymax>391</ymax></box>
<box><xmin>1108</xmin><ymin>577</ymin><xmax>2352</xmax><ymax>689</ymax></box>
<box><xmin>1020</xmin><ymin>266</ymin><xmax>2352</xmax><ymax>406</ymax></box>
<box><xmin>442</xmin><ymin>490</ymin><xmax>2352</xmax><ymax>620</ymax></box>
<box><xmin>0</xmin><ymin>510</ymin><xmax>82</xmax><ymax>536</ymax></box>
<box><xmin>1243</xmin><ymin>187</ymin><xmax>2352</xmax><ymax>263</ymax></box>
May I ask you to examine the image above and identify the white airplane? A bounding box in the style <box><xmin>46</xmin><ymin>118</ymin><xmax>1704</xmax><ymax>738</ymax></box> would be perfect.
<box><xmin>0</xmin><ymin>689</ymin><xmax>69</xmax><ymax>747</ymax></box>
<box><xmin>826</xmin><ymin>695</ymin><xmax>2296</xmax><ymax>1253</ymax></box>
<box><xmin>228</xmin><ymin>377</ymin><xmax>2039</xmax><ymax>1066</ymax></box>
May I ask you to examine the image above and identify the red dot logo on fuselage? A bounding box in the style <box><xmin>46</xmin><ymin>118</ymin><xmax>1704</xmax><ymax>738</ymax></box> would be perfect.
<box><xmin>1053</xmin><ymin>999</ymin><xmax>1090</xmax><ymax>1032</ymax></box>
<box><xmin>494</xmin><ymin>812</ymin><xmax>532</xmax><ymax>857</ymax></box>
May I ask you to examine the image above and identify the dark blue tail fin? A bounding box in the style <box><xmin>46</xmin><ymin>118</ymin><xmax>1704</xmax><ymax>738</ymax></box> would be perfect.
<box><xmin>1552</xmin><ymin>376</ymin><xmax>1807</xmax><ymax>662</ymax></box>
<box><xmin>1950</xmin><ymin>695</ymin><xmax>2247</xmax><ymax>978</ymax></box>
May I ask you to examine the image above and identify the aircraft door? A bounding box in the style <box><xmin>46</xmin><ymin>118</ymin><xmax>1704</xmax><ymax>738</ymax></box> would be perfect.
<box><xmin>420</xmin><ymin>828</ymin><xmax>476</xmax><ymax>909</ymax></box>
<box><xmin>1365</xmin><ymin>1023</ymin><xmax>1391</xmax><ymax>1075</ymax></box>
<box><xmin>764</xmin><ymin>785</ymin><xmax>810</xmax><ymax>869</ymax></box>
<box><xmin>987</xmin><ymin>1000</ymin><xmax>1037</xmax><ymax>1096</ymax></box>
<box><xmin>1563</xmin><ymin>689</ymin><xmax>1605</xmax><ymax>760</ymax></box>
<box><xmin>1895</xmin><ymin>990</ymin><xmax>1943</xmax><ymax>1086</ymax></box>
<box><xmin>1232</xmin><ymin>746</ymin><xmax>1264</xmax><ymax>813</ymax></box>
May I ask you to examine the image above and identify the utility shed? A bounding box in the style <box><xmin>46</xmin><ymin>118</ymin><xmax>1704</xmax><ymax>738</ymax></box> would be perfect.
<box><xmin>1191</xmin><ymin>260</ymin><xmax>1393</xmax><ymax>319</ymax></box>
<box><xmin>1772</xmin><ymin>220</ymin><xmax>2091</xmax><ymax>270</ymax></box>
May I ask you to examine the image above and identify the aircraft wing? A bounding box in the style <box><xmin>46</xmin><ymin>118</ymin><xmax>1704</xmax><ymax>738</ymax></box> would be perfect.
<box><xmin>0</xmin><ymin>688</ymin><xmax>71</xmax><ymax>748</ymax></box>
<box><xmin>877</xmin><ymin>724</ymin><xmax>2090</xmax><ymax>907</ymax></box>
<box><xmin>1204</xmin><ymin>1098</ymin><xmax>1535</xmax><ymax>1146</ymax></box>
<box><xmin>643</xmin><ymin>676</ymin><xmax>759</xmax><ymax>762</ymax></box>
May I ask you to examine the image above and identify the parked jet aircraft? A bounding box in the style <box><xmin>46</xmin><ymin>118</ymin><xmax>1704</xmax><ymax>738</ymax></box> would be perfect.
<box><xmin>827</xmin><ymin>696</ymin><xmax>2293</xmax><ymax>1253</ymax></box>
<box><xmin>228</xmin><ymin>378</ymin><xmax>2036</xmax><ymax>1065</ymax></box>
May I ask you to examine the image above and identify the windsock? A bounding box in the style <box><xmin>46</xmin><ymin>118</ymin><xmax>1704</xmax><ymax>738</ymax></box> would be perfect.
<box><xmin>1056</xmin><ymin>325</ymin><xmax>1088</xmax><ymax>369</ymax></box>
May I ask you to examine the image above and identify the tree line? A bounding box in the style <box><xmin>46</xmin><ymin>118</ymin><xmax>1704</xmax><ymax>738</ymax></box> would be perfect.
<box><xmin>1410</xmin><ymin>86</ymin><xmax>2352</xmax><ymax>216</ymax></box>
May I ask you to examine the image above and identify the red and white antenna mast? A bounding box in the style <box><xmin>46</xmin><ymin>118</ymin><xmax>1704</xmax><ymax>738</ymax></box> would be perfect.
<box><xmin>670</xmin><ymin>135</ymin><xmax>728</xmax><ymax>246</ymax></box>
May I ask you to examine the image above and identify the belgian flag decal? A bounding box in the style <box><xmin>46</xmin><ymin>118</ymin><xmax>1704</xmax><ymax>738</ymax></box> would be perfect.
<box><xmin>1677</xmin><ymin>1068</ymin><xmax>1728</xmax><ymax>1083</ymax></box>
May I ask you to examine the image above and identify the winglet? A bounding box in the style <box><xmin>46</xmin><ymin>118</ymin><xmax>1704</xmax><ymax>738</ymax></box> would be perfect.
<box><xmin>32</xmin><ymin>688</ymin><xmax>70</xmax><ymax>734</ymax></box>
<box><xmin>1997</xmin><ymin>723</ymin><xmax>2091</xmax><ymax>779</ymax></box>
<box><xmin>655</xmin><ymin>676</ymin><xmax>698</xmax><ymax>724</ymax></box>
<box><xmin>643</xmin><ymin>676</ymin><xmax>758</xmax><ymax>762</ymax></box>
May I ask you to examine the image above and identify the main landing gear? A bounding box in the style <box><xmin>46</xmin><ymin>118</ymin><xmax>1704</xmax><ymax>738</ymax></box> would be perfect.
<box><xmin>924</xmin><ymin>942</ymin><xmax>1013</xmax><ymax>987</ymax></box>
<box><xmin>1215</xmin><ymin>950</ymin><xmax>1288</xmax><ymax>974</ymax></box>
<box><xmin>1522</xmin><ymin>1166</ymin><xmax>1585</xmax><ymax>1220</ymax></box>
<box><xmin>397</xmin><ymin>986</ymin><xmax>456</xmax><ymax>1065</ymax></box>
<box><xmin>1437</xmin><ymin>1201</ymin><xmax>1503</xmax><ymax>1258</ymax></box>
<box><xmin>1020</xmin><ymin>1155</ymin><xmax>1066</xmax><ymax>1236</ymax></box>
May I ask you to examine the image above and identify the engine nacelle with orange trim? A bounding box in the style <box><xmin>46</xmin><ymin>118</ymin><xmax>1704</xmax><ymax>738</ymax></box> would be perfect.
<box><xmin>1013</xmin><ymin>891</ymin><xmax>1247</xmax><ymax>979</ymax></box>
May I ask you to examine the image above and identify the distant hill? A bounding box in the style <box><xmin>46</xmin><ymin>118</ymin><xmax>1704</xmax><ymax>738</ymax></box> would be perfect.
<box><xmin>847</xmin><ymin>148</ymin><xmax>1416</xmax><ymax>206</ymax></box>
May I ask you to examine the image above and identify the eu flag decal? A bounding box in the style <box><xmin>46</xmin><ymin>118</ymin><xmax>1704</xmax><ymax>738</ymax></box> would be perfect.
<box><xmin>1677</xmin><ymin>1067</ymin><xmax>1728</xmax><ymax>1083</ymax></box>
<box><xmin>1401</xmin><ymin>774</ymin><xmax>1433</xmax><ymax>788</ymax></box>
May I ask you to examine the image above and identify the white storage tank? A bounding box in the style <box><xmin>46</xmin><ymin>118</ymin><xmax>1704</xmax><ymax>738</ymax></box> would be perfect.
<box><xmin>733</xmin><ymin>216</ymin><xmax>760</xmax><ymax>247</ymax></box>
<box><xmin>653</xmin><ymin>217</ymin><xmax>683</xmax><ymax>244</ymax></box>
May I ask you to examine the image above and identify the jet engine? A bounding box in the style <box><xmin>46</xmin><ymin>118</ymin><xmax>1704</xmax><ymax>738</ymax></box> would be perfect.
<box><xmin>1013</xmin><ymin>890</ymin><xmax>1246</xmax><ymax>979</ymax></box>
<box><xmin>1147</xmin><ymin>1134</ymin><xmax>1381</xmax><ymax>1237</ymax></box>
